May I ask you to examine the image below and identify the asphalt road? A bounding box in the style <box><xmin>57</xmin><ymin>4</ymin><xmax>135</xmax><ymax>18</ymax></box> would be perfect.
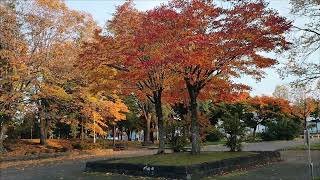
<box><xmin>1</xmin><ymin>140</ymin><xmax>319</xmax><ymax>180</ymax></box>
<box><xmin>209</xmin><ymin>150</ymin><xmax>320</xmax><ymax>180</ymax></box>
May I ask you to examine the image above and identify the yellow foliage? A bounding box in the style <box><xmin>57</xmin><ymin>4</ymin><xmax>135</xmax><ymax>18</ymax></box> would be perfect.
<box><xmin>80</xmin><ymin>91</ymin><xmax>129</xmax><ymax>136</ymax></box>
<box><xmin>39</xmin><ymin>84</ymin><xmax>72</xmax><ymax>101</ymax></box>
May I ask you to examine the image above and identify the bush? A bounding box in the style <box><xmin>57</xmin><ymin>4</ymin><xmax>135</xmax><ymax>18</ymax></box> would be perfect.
<box><xmin>166</xmin><ymin>120</ymin><xmax>189</xmax><ymax>152</ymax></box>
<box><xmin>261</xmin><ymin>118</ymin><xmax>301</xmax><ymax>141</ymax></box>
<box><xmin>169</xmin><ymin>135</ymin><xmax>188</xmax><ymax>152</ymax></box>
<box><xmin>221</xmin><ymin>113</ymin><xmax>246</xmax><ymax>152</ymax></box>
<box><xmin>244</xmin><ymin>132</ymin><xmax>263</xmax><ymax>143</ymax></box>
<box><xmin>205</xmin><ymin>127</ymin><xmax>224</xmax><ymax>142</ymax></box>
<box><xmin>72</xmin><ymin>142</ymin><xmax>87</xmax><ymax>150</ymax></box>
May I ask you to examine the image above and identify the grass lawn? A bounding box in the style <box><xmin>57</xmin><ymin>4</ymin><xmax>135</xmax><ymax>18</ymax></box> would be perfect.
<box><xmin>289</xmin><ymin>143</ymin><xmax>320</xmax><ymax>150</ymax></box>
<box><xmin>109</xmin><ymin>152</ymin><xmax>256</xmax><ymax>166</ymax></box>
<box><xmin>202</xmin><ymin>140</ymin><xmax>227</xmax><ymax>146</ymax></box>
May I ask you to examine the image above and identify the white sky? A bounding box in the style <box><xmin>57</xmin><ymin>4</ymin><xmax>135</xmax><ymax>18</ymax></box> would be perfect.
<box><xmin>65</xmin><ymin>0</ymin><xmax>308</xmax><ymax>96</ymax></box>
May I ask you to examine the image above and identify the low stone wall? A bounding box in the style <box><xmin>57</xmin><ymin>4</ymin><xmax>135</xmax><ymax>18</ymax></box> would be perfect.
<box><xmin>85</xmin><ymin>151</ymin><xmax>281</xmax><ymax>179</ymax></box>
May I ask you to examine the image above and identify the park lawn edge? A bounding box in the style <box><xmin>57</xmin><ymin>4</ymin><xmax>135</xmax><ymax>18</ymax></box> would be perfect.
<box><xmin>107</xmin><ymin>152</ymin><xmax>257</xmax><ymax>166</ymax></box>
<box><xmin>288</xmin><ymin>143</ymin><xmax>320</xmax><ymax>151</ymax></box>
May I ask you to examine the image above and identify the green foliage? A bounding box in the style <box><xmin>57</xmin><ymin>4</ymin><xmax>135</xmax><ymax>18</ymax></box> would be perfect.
<box><xmin>217</xmin><ymin>103</ymin><xmax>247</xmax><ymax>152</ymax></box>
<box><xmin>166</xmin><ymin>120</ymin><xmax>189</xmax><ymax>152</ymax></box>
<box><xmin>261</xmin><ymin>118</ymin><xmax>301</xmax><ymax>141</ymax></box>
<box><xmin>205</xmin><ymin>127</ymin><xmax>224</xmax><ymax>142</ymax></box>
<box><xmin>118</xmin><ymin>95</ymin><xmax>143</xmax><ymax>136</ymax></box>
<box><xmin>69</xmin><ymin>123</ymin><xmax>79</xmax><ymax>139</ymax></box>
<box><xmin>209</xmin><ymin>103</ymin><xmax>247</xmax><ymax>151</ymax></box>
<box><xmin>169</xmin><ymin>134</ymin><xmax>188</xmax><ymax>152</ymax></box>
<box><xmin>222</xmin><ymin>114</ymin><xmax>246</xmax><ymax>152</ymax></box>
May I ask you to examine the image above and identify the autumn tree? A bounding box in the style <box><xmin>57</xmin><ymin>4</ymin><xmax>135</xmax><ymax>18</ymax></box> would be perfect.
<box><xmin>291</xmin><ymin>86</ymin><xmax>317</xmax><ymax>129</ymax></box>
<box><xmin>273</xmin><ymin>85</ymin><xmax>289</xmax><ymax>100</ymax></box>
<box><xmin>0</xmin><ymin>2</ymin><xmax>28</xmax><ymax>151</ymax></box>
<box><xmin>284</xmin><ymin>0</ymin><xmax>320</xmax><ymax>85</ymax></box>
<box><xmin>245</xmin><ymin>96</ymin><xmax>292</xmax><ymax>140</ymax></box>
<box><xmin>151</xmin><ymin>0</ymin><xmax>291</xmax><ymax>154</ymax></box>
<box><xmin>80</xmin><ymin>93</ymin><xmax>128</xmax><ymax>143</ymax></box>
<box><xmin>105</xmin><ymin>2</ymin><xmax>181</xmax><ymax>153</ymax></box>
<box><xmin>13</xmin><ymin>0</ymin><xmax>96</xmax><ymax>145</ymax></box>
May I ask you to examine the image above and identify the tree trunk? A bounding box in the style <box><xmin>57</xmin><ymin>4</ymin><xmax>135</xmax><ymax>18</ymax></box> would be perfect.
<box><xmin>0</xmin><ymin>123</ymin><xmax>8</xmax><ymax>153</ymax></box>
<box><xmin>128</xmin><ymin>130</ymin><xmax>132</xmax><ymax>141</ymax></box>
<box><xmin>120</xmin><ymin>129</ymin><xmax>123</xmax><ymax>141</ymax></box>
<box><xmin>81</xmin><ymin>118</ymin><xmax>84</xmax><ymax>141</ymax></box>
<box><xmin>146</xmin><ymin>114</ymin><xmax>151</xmax><ymax>142</ymax></box>
<box><xmin>154</xmin><ymin>92</ymin><xmax>165</xmax><ymax>154</ymax></box>
<box><xmin>39</xmin><ymin>116</ymin><xmax>47</xmax><ymax>146</ymax></box>
<box><xmin>304</xmin><ymin>116</ymin><xmax>308</xmax><ymax>130</ymax></box>
<box><xmin>30</xmin><ymin>126</ymin><xmax>33</xmax><ymax>140</ymax></box>
<box><xmin>38</xmin><ymin>100</ymin><xmax>49</xmax><ymax>146</ymax></box>
<box><xmin>252</xmin><ymin>125</ymin><xmax>257</xmax><ymax>141</ymax></box>
<box><xmin>187</xmin><ymin>85</ymin><xmax>201</xmax><ymax>155</ymax></box>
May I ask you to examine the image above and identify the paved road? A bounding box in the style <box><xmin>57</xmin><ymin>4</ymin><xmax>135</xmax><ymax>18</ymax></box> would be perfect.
<box><xmin>1</xmin><ymin>140</ymin><xmax>319</xmax><ymax>180</ymax></box>
<box><xmin>0</xmin><ymin>149</ymin><xmax>158</xmax><ymax>180</ymax></box>
<box><xmin>202</xmin><ymin>139</ymin><xmax>320</xmax><ymax>151</ymax></box>
<box><xmin>209</xmin><ymin>150</ymin><xmax>320</xmax><ymax>180</ymax></box>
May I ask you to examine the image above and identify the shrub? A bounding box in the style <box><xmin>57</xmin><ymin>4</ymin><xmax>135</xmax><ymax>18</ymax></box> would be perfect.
<box><xmin>169</xmin><ymin>134</ymin><xmax>188</xmax><ymax>152</ymax></box>
<box><xmin>205</xmin><ymin>127</ymin><xmax>224</xmax><ymax>142</ymax></box>
<box><xmin>245</xmin><ymin>133</ymin><xmax>262</xmax><ymax>143</ymax></box>
<box><xmin>72</xmin><ymin>142</ymin><xmax>85</xmax><ymax>150</ymax></box>
<box><xmin>221</xmin><ymin>113</ymin><xmax>246</xmax><ymax>152</ymax></box>
<box><xmin>261</xmin><ymin>118</ymin><xmax>301</xmax><ymax>141</ymax></box>
<box><xmin>166</xmin><ymin>120</ymin><xmax>189</xmax><ymax>152</ymax></box>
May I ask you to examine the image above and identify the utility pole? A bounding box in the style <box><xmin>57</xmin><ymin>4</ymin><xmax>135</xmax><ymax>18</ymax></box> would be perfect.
<box><xmin>305</xmin><ymin>129</ymin><xmax>314</xmax><ymax>180</ymax></box>
<box><xmin>93</xmin><ymin>118</ymin><xmax>96</xmax><ymax>144</ymax></box>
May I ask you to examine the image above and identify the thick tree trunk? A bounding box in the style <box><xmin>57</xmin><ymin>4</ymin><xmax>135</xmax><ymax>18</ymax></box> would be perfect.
<box><xmin>38</xmin><ymin>100</ymin><xmax>49</xmax><ymax>146</ymax></box>
<box><xmin>146</xmin><ymin>114</ymin><xmax>151</xmax><ymax>142</ymax></box>
<box><xmin>39</xmin><ymin>118</ymin><xmax>47</xmax><ymax>145</ymax></box>
<box><xmin>0</xmin><ymin>123</ymin><xmax>8</xmax><ymax>153</ymax></box>
<box><xmin>154</xmin><ymin>93</ymin><xmax>165</xmax><ymax>154</ymax></box>
<box><xmin>188</xmin><ymin>86</ymin><xmax>201</xmax><ymax>155</ymax></box>
<box><xmin>128</xmin><ymin>130</ymin><xmax>132</xmax><ymax>141</ymax></box>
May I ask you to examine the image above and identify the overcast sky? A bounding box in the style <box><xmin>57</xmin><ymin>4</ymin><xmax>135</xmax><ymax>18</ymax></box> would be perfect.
<box><xmin>65</xmin><ymin>0</ymin><xmax>304</xmax><ymax>96</ymax></box>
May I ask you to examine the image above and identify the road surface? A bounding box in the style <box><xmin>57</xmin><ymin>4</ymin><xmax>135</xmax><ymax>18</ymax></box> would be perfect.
<box><xmin>1</xmin><ymin>140</ymin><xmax>319</xmax><ymax>180</ymax></box>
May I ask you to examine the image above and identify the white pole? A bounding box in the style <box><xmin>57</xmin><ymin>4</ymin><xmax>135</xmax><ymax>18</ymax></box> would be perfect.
<box><xmin>93</xmin><ymin>119</ymin><xmax>96</xmax><ymax>144</ymax></box>
<box><xmin>305</xmin><ymin>130</ymin><xmax>314</xmax><ymax>179</ymax></box>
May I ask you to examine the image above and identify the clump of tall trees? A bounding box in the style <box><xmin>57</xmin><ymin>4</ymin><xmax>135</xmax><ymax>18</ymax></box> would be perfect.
<box><xmin>1</xmin><ymin>0</ymin><xmax>318</xmax><ymax>155</ymax></box>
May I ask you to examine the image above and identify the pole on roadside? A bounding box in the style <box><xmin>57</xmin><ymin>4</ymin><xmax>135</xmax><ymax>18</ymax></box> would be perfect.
<box><xmin>305</xmin><ymin>129</ymin><xmax>314</xmax><ymax>180</ymax></box>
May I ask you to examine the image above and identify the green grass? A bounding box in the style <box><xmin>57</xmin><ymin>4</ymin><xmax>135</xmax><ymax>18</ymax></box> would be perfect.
<box><xmin>202</xmin><ymin>140</ymin><xmax>227</xmax><ymax>146</ymax></box>
<box><xmin>289</xmin><ymin>143</ymin><xmax>320</xmax><ymax>150</ymax></box>
<box><xmin>109</xmin><ymin>152</ymin><xmax>256</xmax><ymax>166</ymax></box>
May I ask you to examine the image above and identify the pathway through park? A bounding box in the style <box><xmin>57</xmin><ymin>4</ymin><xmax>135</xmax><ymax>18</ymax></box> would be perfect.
<box><xmin>0</xmin><ymin>139</ymin><xmax>319</xmax><ymax>180</ymax></box>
